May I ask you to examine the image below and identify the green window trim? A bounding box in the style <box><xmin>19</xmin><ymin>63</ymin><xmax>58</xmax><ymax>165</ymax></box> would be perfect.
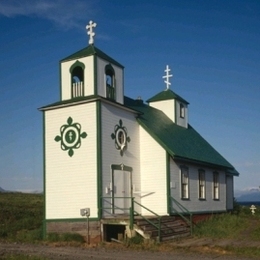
<box><xmin>69</xmin><ymin>60</ymin><xmax>86</xmax><ymax>73</ymax></box>
<box><xmin>166</xmin><ymin>152</ymin><xmax>171</xmax><ymax>215</ymax></box>
<box><xmin>70</xmin><ymin>60</ymin><xmax>85</xmax><ymax>98</ymax></box>
<box><xmin>97</xmin><ymin>101</ymin><xmax>102</xmax><ymax>219</ymax></box>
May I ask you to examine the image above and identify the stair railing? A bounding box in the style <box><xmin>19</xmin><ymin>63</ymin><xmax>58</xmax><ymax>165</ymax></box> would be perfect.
<box><xmin>130</xmin><ymin>198</ymin><xmax>162</xmax><ymax>242</ymax></box>
<box><xmin>170</xmin><ymin>196</ymin><xmax>193</xmax><ymax>235</ymax></box>
<box><xmin>101</xmin><ymin>196</ymin><xmax>132</xmax><ymax>216</ymax></box>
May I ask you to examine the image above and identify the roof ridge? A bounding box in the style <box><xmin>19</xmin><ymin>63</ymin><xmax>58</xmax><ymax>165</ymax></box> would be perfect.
<box><xmin>60</xmin><ymin>45</ymin><xmax>124</xmax><ymax>68</ymax></box>
<box><xmin>146</xmin><ymin>89</ymin><xmax>189</xmax><ymax>104</ymax></box>
<box><xmin>125</xmin><ymin>96</ymin><xmax>238</xmax><ymax>174</ymax></box>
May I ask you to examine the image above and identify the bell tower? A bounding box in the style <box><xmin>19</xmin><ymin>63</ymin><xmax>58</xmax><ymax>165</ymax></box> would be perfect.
<box><xmin>59</xmin><ymin>21</ymin><xmax>124</xmax><ymax>104</ymax></box>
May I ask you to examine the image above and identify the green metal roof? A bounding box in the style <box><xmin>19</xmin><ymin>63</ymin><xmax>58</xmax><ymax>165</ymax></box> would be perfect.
<box><xmin>146</xmin><ymin>89</ymin><xmax>189</xmax><ymax>104</ymax></box>
<box><xmin>60</xmin><ymin>44</ymin><xmax>124</xmax><ymax>68</ymax></box>
<box><xmin>39</xmin><ymin>91</ymin><xmax>239</xmax><ymax>176</ymax></box>
<box><xmin>125</xmin><ymin>96</ymin><xmax>239</xmax><ymax>176</ymax></box>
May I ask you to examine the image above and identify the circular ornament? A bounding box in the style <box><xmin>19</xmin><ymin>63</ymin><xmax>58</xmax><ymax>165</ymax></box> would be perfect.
<box><xmin>54</xmin><ymin>117</ymin><xmax>87</xmax><ymax>157</ymax></box>
<box><xmin>111</xmin><ymin>119</ymin><xmax>131</xmax><ymax>156</ymax></box>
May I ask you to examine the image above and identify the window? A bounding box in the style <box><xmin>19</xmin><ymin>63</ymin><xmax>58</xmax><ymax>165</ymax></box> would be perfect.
<box><xmin>213</xmin><ymin>172</ymin><xmax>219</xmax><ymax>200</ymax></box>
<box><xmin>198</xmin><ymin>170</ymin><xmax>206</xmax><ymax>199</ymax></box>
<box><xmin>116</xmin><ymin>129</ymin><xmax>126</xmax><ymax>148</ymax></box>
<box><xmin>180</xmin><ymin>103</ymin><xmax>185</xmax><ymax>118</ymax></box>
<box><xmin>181</xmin><ymin>167</ymin><xmax>189</xmax><ymax>199</ymax></box>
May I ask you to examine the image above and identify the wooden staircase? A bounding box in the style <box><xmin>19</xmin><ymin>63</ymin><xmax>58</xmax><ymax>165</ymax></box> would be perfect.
<box><xmin>134</xmin><ymin>215</ymin><xmax>191</xmax><ymax>242</ymax></box>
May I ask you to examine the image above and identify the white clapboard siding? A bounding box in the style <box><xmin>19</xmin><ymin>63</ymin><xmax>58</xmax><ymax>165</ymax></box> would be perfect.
<box><xmin>96</xmin><ymin>57</ymin><xmax>124</xmax><ymax>104</ymax></box>
<box><xmin>100</xmin><ymin>103</ymin><xmax>141</xmax><ymax>198</ymax></box>
<box><xmin>149</xmin><ymin>99</ymin><xmax>175</xmax><ymax>123</ymax></box>
<box><xmin>170</xmin><ymin>159</ymin><xmax>227</xmax><ymax>213</ymax></box>
<box><xmin>139</xmin><ymin>127</ymin><xmax>167</xmax><ymax>215</ymax></box>
<box><xmin>226</xmin><ymin>175</ymin><xmax>234</xmax><ymax>210</ymax></box>
<box><xmin>45</xmin><ymin>102</ymin><xmax>97</xmax><ymax>219</ymax></box>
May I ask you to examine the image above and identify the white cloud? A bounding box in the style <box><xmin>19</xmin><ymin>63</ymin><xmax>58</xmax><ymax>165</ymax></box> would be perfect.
<box><xmin>235</xmin><ymin>160</ymin><xmax>260</xmax><ymax>168</ymax></box>
<box><xmin>0</xmin><ymin>0</ymin><xmax>97</xmax><ymax>29</ymax></box>
<box><xmin>234</xmin><ymin>186</ymin><xmax>260</xmax><ymax>196</ymax></box>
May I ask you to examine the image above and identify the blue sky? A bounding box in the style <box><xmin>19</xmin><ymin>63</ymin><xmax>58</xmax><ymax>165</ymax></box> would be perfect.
<box><xmin>0</xmin><ymin>0</ymin><xmax>259</xmax><ymax>193</ymax></box>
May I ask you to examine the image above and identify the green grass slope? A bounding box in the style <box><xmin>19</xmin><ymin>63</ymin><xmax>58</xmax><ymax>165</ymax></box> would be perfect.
<box><xmin>0</xmin><ymin>193</ymin><xmax>43</xmax><ymax>242</ymax></box>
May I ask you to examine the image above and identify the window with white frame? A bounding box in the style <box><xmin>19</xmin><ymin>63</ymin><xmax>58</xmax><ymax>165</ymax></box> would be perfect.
<box><xmin>198</xmin><ymin>170</ymin><xmax>206</xmax><ymax>199</ymax></box>
<box><xmin>181</xmin><ymin>167</ymin><xmax>189</xmax><ymax>199</ymax></box>
<box><xmin>213</xmin><ymin>172</ymin><xmax>219</xmax><ymax>200</ymax></box>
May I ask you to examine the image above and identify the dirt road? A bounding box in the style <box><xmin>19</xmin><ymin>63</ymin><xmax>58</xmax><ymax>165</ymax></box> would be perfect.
<box><xmin>0</xmin><ymin>242</ymin><xmax>254</xmax><ymax>260</ymax></box>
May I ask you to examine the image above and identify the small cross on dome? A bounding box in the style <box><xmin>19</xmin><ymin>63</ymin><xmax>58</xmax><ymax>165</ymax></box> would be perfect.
<box><xmin>86</xmin><ymin>20</ymin><xmax>97</xmax><ymax>45</ymax></box>
<box><xmin>162</xmin><ymin>65</ymin><xmax>173</xmax><ymax>90</ymax></box>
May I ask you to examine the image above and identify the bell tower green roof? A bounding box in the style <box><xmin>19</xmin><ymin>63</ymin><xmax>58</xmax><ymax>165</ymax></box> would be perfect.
<box><xmin>146</xmin><ymin>89</ymin><xmax>189</xmax><ymax>104</ymax></box>
<box><xmin>60</xmin><ymin>44</ymin><xmax>124</xmax><ymax>68</ymax></box>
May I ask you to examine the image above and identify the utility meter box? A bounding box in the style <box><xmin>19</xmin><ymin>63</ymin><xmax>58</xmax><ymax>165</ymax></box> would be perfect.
<box><xmin>80</xmin><ymin>208</ymin><xmax>90</xmax><ymax>217</ymax></box>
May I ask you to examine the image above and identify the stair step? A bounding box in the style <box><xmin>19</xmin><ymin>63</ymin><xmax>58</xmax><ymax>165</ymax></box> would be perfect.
<box><xmin>134</xmin><ymin>215</ymin><xmax>192</xmax><ymax>242</ymax></box>
<box><xmin>135</xmin><ymin>216</ymin><xmax>176</xmax><ymax>226</ymax></box>
<box><xmin>147</xmin><ymin>226</ymin><xmax>190</xmax><ymax>237</ymax></box>
<box><xmin>141</xmin><ymin>221</ymin><xmax>187</xmax><ymax>231</ymax></box>
<box><xmin>160</xmin><ymin>232</ymin><xmax>191</xmax><ymax>242</ymax></box>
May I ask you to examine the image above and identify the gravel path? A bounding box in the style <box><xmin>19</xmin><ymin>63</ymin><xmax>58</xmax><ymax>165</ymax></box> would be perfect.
<box><xmin>0</xmin><ymin>242</ymin><xmax>255</xmax><ymax>260</ymax></box>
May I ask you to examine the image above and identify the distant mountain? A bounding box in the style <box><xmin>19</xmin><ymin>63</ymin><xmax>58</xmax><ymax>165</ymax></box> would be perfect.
<box><xmin>16</xmin><ymin>190</ymin><xmax>43</xmax><ymax>194</ymax></box>
<box><xmin>235</xmin><ymin>188</ymin><xmax>260</xmax><ymax>202</ymax></box>
<box><xmin>0</xmin><ymin>187</ymin><xmax>43</xmax><ymax>194</ymax></box>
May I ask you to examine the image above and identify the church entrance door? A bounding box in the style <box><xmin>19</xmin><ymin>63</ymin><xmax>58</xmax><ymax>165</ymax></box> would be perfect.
<box><xmin>111</xmin><ymin>164</ymin><xmax>132</xmax><ymax>215</ymax></box>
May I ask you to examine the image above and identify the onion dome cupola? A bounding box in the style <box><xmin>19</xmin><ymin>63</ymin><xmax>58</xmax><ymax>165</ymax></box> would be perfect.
<box><xmin>59</xmin><ymin>21</ymin><xmax>124</xmax><ymax>104</ymax></box>
<box><xmin>146</xmin><ymin>65</ymin><xmax>189</xmax><ymax>128</ymax></box>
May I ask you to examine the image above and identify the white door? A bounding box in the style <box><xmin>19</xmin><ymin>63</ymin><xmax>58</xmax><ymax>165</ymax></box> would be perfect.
<box><xmin>113</xmin><ymin>170</ymin><xmax>131</xmax><ymax>214</ymax></box>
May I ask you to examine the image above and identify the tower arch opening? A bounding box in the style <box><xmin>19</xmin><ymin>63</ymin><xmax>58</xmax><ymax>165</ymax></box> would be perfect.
<box><xmin>70</xmin><ymin>61</ymin><xmax>85</xmax><ymax>98</ymax></box>
<box><xmin>105</xmin><ymin>64</ymin><xmax>115</xmax><ymax>100</ymax></box>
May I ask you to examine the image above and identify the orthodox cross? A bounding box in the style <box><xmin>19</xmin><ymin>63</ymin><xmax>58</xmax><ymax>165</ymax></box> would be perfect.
<box><xmin>86</xmin><ymin>20</ymin><xmax>97</xmax><ymax>45</ymax></box>
<box><xmin>162</xmin><ymin>65</ymin><xmax>173</xmax><ymax>90</ymax></box>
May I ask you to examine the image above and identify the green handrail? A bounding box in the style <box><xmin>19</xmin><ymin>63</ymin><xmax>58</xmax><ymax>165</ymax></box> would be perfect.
<box><xmin>170</xmin><ymin>196</ymin><xmax>193</xmax><ymax>235</ymax></box>
<box><xmin>100</xmin><ymin>196</ymin><xmax>162</xmax><ymax>242</ymax></box>
<box><xmin>131</xmin><ymin>198</ymin><xmax>161</xmax><ymax>242</ymax></box>
<box><xmin>101</xmin><ymin>196</ymin><xmax>132</xmax><ymax>214</ymax></box>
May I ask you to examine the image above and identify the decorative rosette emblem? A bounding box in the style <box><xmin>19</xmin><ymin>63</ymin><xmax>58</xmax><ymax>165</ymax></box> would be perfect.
<box><xmin>111</xmin><ymin>119</ymin><xmax>130</xmax><ymax>156</ymax></box>
<box><xmin>54</xmin><ymin>117</ymin><xmax>87</xmax><ymax>157</ymax></box>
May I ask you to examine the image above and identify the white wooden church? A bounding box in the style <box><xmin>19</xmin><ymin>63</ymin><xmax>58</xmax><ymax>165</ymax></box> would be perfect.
<box><xmin>40</xmin><ymin>21</ymin><xmax>239</xmax><ymax>242</ymax></box>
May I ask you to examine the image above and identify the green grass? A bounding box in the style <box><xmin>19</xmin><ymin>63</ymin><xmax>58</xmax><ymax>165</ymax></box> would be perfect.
<box><xmin>193</xmin><ymin>213</ymin><xmax>250</xmax><ymax>239</ymax></box>
<box><xmin>47</xmin><ymin>232</ymin><xmax>85</xmax><ymax>243</ymax></box>
<box><xmin>0</xmin><ymin>193</ymin><xmax>44</xmax><ymax>242</ymax></box>
<box><xmin>192</xmin><ymin>206</ymin><xmax>260</xmax><ymax>258</ymax></box>
<box><xmin>1</xmin><ymin>192</ymin><xmax>260</xmax><ymax>258</ymax></box>
<box><xmin>193</xmin><ymin>207</ymin><xmax>260</xmax><ymax>240</ymax></box>
<box><xmin>250</xmin><ymin>225</ymin><xmax>260</xmax><ymax>240</ymax></box>
<box><xmin>0</xmin><ymin>192</ymin><xmax>85</xmax><ymax>245</ymax></box>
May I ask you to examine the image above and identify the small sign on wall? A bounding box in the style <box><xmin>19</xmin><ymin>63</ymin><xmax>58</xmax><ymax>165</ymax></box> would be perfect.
<box><xmin>80</xmin><ymin>208</ymin><xmax>90</xmax><ymax>217</ymax></box>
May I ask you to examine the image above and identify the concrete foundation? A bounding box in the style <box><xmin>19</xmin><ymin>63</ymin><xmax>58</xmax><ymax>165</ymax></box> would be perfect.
<box><xmin>46</xmin><ymin>220</ymin><xmax>102</xmax><ymax>244</ymax></box>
